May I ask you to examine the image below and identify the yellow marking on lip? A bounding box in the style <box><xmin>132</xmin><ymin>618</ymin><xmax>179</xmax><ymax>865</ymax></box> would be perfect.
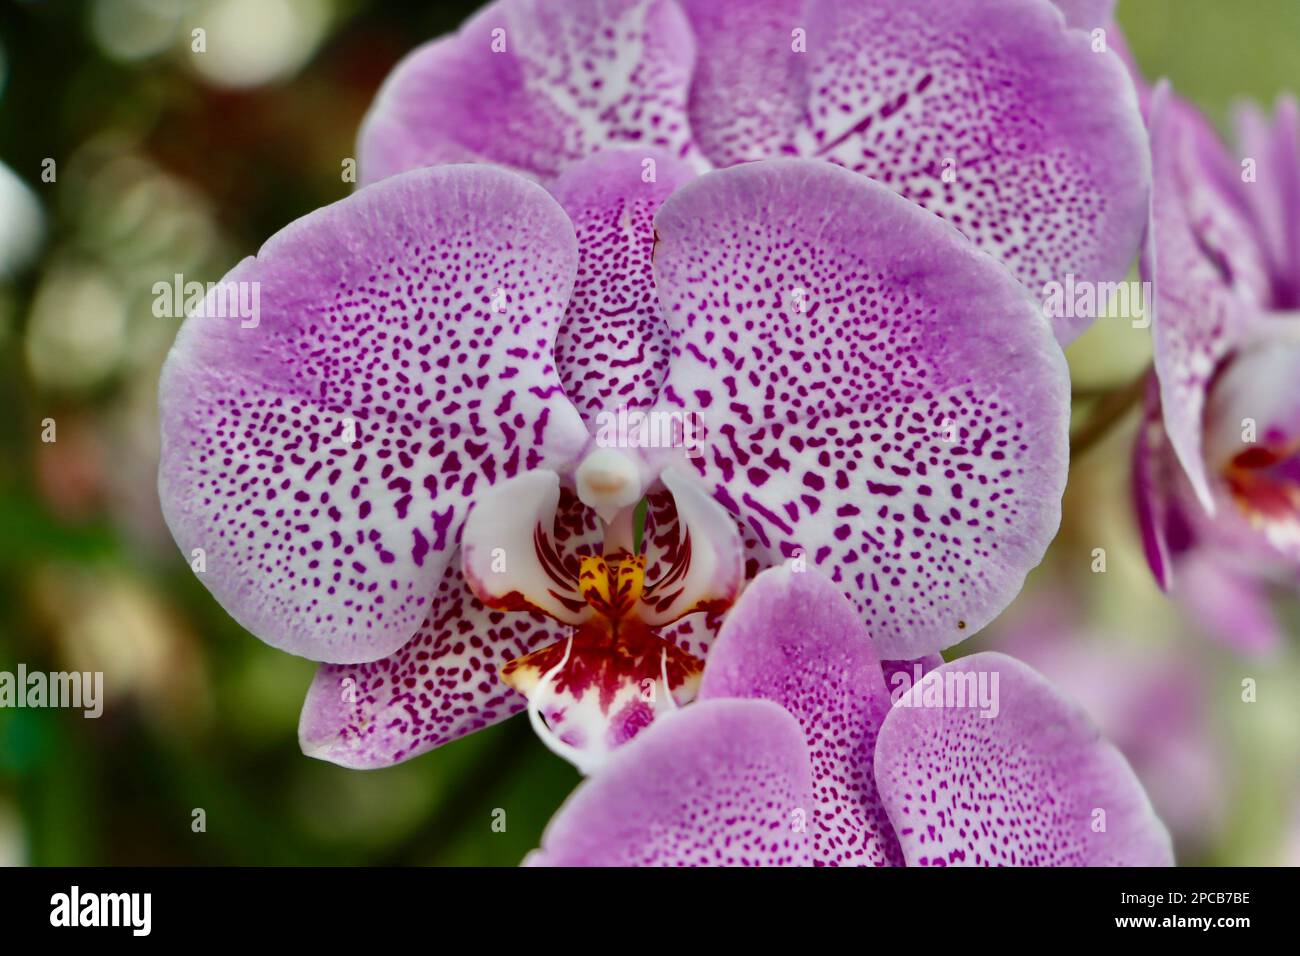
<box><xmin>578</xmin><ymin>551</ymin><xmax>647</xmax><ymax>620</ymax></box>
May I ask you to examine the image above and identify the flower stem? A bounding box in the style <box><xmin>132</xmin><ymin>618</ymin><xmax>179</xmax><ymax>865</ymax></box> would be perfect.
<box><xmin>1069</xmin><ymin>365</ymin><xmax>1152</xmax><ymax>458</ymax></box>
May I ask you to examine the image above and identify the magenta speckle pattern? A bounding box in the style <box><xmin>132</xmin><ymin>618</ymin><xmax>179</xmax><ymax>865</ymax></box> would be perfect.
<box><xmin>158</xmin><ymin>166</ymin><xmax>589</xmax><ymax>664</ymax></box>
<box><xmin>652</xmin><ymin>161</ymin><xmax>1069</xmax><ymax>659</ymax></box>
<box><xmin>678</xmin><ymin>0</ymin><xmax>1150</xmax><ymax>343</ymax></box>
<box><xmin>700</xmin><ymin>566</ymin><xmax>904</xmax><ymax>866</ymax></box>
<box><xmin>299</xmin><ymin>558</ymin><xmax>565</xmax><ymax>767</ymax></box>
<box><xmin>549</xmin><ymin>149</ymin><xmax>696</xmax><ymax>425</ymax></box>
<box><xmin>676</xmin><ymin>0</ymin><xmax>808</xmax><ymax>166</ymax></box>
<box><xmin>806</xmin><ymin>1</ymin><xmax>1107</xmax><ymax>299</ymax></box>
<box><xmin>528</xmin><ymin>699</ymin><xmax>814</xmax><ymax>866</ymax></box>
<box><xmin>300</xmin><ymin>486</ymin><xmax>601</xmax><ymax>767</ymax></box>
<box><xmin>875</xmin><ymin>653</ymin><xmax>1174</xmax><ymax>866</ymax></box>
<box><xmin>359</xmin><ymin>0</ymin><xmax>700</xmax><ymax>185</ymax></box>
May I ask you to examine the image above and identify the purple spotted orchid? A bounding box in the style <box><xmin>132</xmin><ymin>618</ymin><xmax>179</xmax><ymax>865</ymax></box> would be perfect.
<box><xmin>155</xmin><ymin>0</ymin><xmax>1170</xmax><ymax>772</ymax></box>
<box><xmin>159</xmin><ymin>154</ymin><xmax>1070</xmax><ymax>771</ymax></box>
<box><xmin>1133</xmin><ymin>80</ymin><xmax>1300</xmax><ymax>654</ymax></box>
<box><xmin>358</xmin><ymin>0</ymin><xmax>1149</xmax><ymax>345</ymax></box>
<box><xmin>526</xmin><ymin>565</ymin><xmax>1174</xmax><ymax>866</ymax></box>
<box><xmin>159</xmin><ymin>159</ymin><xmax>744</xmax><ymax>770</ymax></box>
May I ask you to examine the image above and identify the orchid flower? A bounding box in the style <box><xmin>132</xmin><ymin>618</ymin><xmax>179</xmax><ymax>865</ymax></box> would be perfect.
<box><xmin>357</xmin><ymin>0</ymin><xmax>1149</xmax><ymax>345</ymax></box>
<box><xmin>1133</xmin><ymin>80</ymin><xmax>1300</xmax><ymax>654</ymax></box>
<box><xmin>526</xmin><ymin>565</ymin><xmax>1174</xmax><ymax>866</ymax></box>
<box><xmin>160</xmin><ymin>155</ymin><xmax>1070</xmax><ymax>770</ymax></box>
<box><xmin>992</xmin><ymin>595</ymin><xmax>1227</xmax><ymax>857</ymax></box>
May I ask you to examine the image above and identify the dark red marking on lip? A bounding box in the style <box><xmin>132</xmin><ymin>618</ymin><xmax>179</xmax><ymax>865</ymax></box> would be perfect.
<box><xmin>1225</xmin><ymin>439</ymin><xmax>1300</xmax><ymax>523</ymax></box>
<box><xmin>500</xmin><ymin>616</ymin><xmax>703</xmax><ymax>716</ymax></box>
<box><xmin>534</xmin><ymin>520</ymin><xmax>579</xmax><ymax>592</ymax></box>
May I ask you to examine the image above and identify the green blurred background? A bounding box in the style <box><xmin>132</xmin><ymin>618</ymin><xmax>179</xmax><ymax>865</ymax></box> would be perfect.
<box><xmin>0</xmin><ymin>0</ymin><xmax>1296</xmax><ymax>866</ymax></box>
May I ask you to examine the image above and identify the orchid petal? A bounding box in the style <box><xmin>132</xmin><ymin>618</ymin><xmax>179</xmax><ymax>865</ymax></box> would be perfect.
<box><xmin>1175</xmin><ymin>552</ymin><xmax>1285</xmax><ymax>656</ymax></box>
<box><xmin>875</xmin><ymin>652</ymin><xmax>1175</xmax><ymax>866</ymax></box>
<box><xmin>461</xmin><ymin>469</ymin><xmax>592</xmax><ymax>624</ymax></box>
<box><xmin>881</xmin><ymin>654</ymin><xmax>944</xmax><ymax>705</ymax></box>
<box><xmin>298</xmin><ymin>559</ymin><xmax>563</xmax><ymax>768</ymax></box>
<box><xmin>1234</xmin><ymin>95</ymin><xmax>1300</xmax><ymax>306</ymax></box>
<box><xmin>698</xmin><ymin>566</ymin><xmax>903</xmax><ymax>866</ymax></box>
<box><xmin>675</xmin><ymin>0</ymin><xmax>808</xmax><ymax>168</ymax></box>
<box><xmin>526</xmin><ymin>698</ymin><xmax>813</xmax><ymax>866</ymax></box>
<box><xmin>158</xmin><ymin>164</ymin><xmax>589</xmax><ymax>663</ymax></box>
<box><xmin>652</xmin><ymin>160</ymin><xmax>1069</xmax><ymax>659</ymax></box>
<box><xmin>299</xmin><ymin>483</ymin><xmax>599</xmax><ymax>766</ymax></box>
<box><xmin>638</xmin><ymin>467</ymin><xmax>745</xmax><ymax>627</ymax></box>
<box><xmin>1050</xmin><ymin>0</ymin><xmax>1115</xmax><ymax>31</ymax></box>
<box><xmin>1132</xmin><ymin>379</ymin><xmax>1179</xmax><ymax>591</ymax></box>
<box><xmin>679</xmin><ymin>0</ymin><xmax>1149</xmax><ymax>340</ymax></box>
<box><xmin>1145</xmin><ymin>81</ymin><xmax>1273</xmax><ymax>514</ymax></box>
<box><xmin>994</xmin><ymin>597</ymin><xmax>1228</xmax><ymax>848</ymax></box>
<box><xmin>357</xmin><ymin>0</ymin><xmax>700</xmax><ymax>186</ymax></box>
<box><xmin>549</xmin><ymin>149</ymin><xmax>697</xmax><ymax>426</ymax></box>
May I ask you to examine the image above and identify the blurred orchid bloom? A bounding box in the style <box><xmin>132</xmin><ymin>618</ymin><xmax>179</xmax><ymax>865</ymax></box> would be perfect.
<box><xmin>1133</xmin><ymin>80</ymin><xmax>1300</xmax><ymax>653</ymax></box>
<box><xmin>159</xmin><ymin>158</ymin><xmax>1070</xmax><ymax>770</ymax></box>
<box><xmin>991</xmin><ymin>598</ymin><xmax>1228</xmax><ymax>858</ymax></box>
<box><xmin>357</xmin><ymin>0</ymin><xmax>1148</xmax><ymax>344</ymax></box>
<box><xmin>527</xmin><ymin>566</ymin><xmax>1173</xmax><ymax>867</ymax></box>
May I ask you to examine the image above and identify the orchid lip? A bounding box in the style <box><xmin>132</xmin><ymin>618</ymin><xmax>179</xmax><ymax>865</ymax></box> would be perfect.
<box><xmin>456</xmin><ymin>461</ymin><xmax>742</xmax><ymax>773</ymax></box>
<box><xmin>501</xmin><ymin>548</ymin><xmax>709</xmax><ymax>775</ymax></box>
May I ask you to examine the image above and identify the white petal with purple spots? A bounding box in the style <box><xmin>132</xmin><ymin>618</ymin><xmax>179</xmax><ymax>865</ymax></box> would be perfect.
<box><xmin>699</xmin><ymin>566</ymin><xmax>904</xmax><ymax>866</ymax></box>
<box><xmin>357</xmin><ymin>0</ymin><xmax>700</xmax><ymax>185</ymax></box>
<box><xmin>159</xmin><ymin>165</ymin><xmax>589</xmax><ymax>663</ymax></box>
<box><xmin>875</xmin><ymin>652</ymin><xmax>1174</xmax><ymax>866</ymax></box>
<box><xmin>526</xmin><ymin>698</ymin><xmax>813</xmax><ymax>866</ymax></box>
<box><xmin>549</xmin><ymin>149</ymin><xmax>697</xmax><ymax>426</ymax></box>
<box><xmin>652</xmin><ymin>160</ymin><xmax>1069</xmax><ymax>659</ymax></box>
<box><xmin>298</xmin><ymin>559</ymin><xmax>563</xmax><ymax>768</ymax></box>
<box><xmin>680</xmin><ymin>0</ymin><xmax>1150</xmax><ymax>341</ymax></box>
